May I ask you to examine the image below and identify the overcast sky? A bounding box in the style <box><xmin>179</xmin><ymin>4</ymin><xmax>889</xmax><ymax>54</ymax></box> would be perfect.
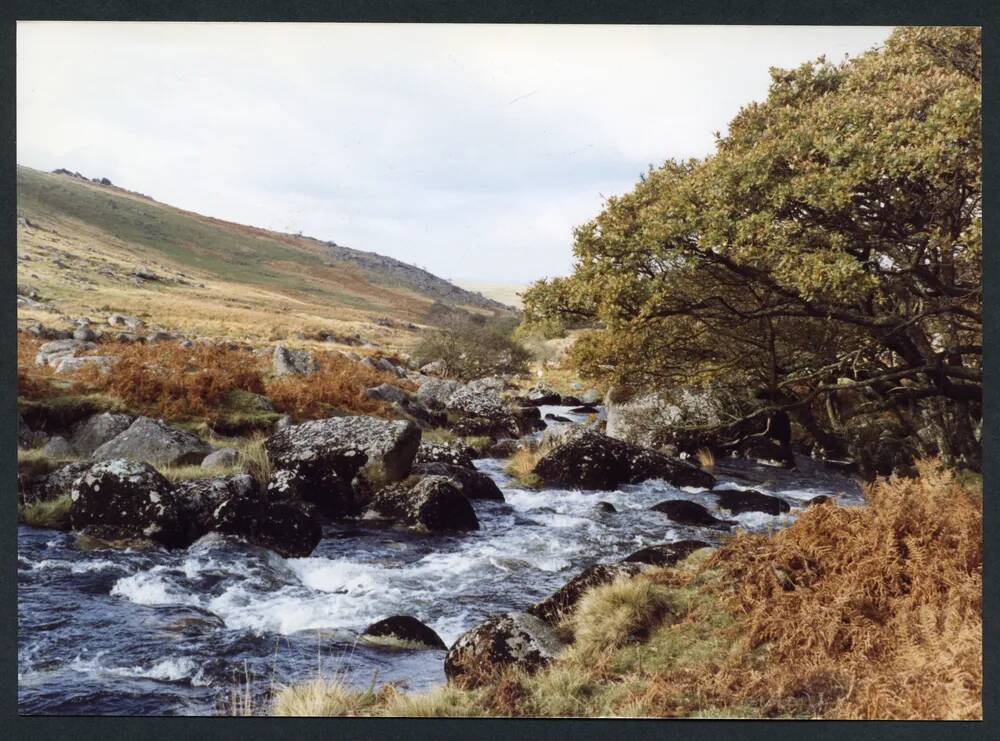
<box><xmin>18</xmin><ymin>23</ymin><xmax>892</xmax><ymax>283</ymax></box>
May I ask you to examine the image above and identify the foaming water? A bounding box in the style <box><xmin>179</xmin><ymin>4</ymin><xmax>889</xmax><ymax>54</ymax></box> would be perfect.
<box><xmin>18</xmin><ymin>407</ymin><xmax>862</xmax><ymax>715</ymax></box>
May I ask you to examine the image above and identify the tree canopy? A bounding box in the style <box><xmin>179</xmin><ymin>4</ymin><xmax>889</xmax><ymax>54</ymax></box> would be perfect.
<box><xmin>523</xmin><ymin>27</ymin><xmax>981</xmax><ymax>469</ymax></box>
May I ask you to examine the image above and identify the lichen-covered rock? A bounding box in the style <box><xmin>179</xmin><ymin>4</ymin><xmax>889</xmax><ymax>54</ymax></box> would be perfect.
<box><xmin>362</xmin><ymin>615</ymin><xmax>447</xmax><ymax>650</ymax></box>
<box><xmin>69</xmin><ymin>460</ymin><xmax>188</xmax><ymax>547</ymax></box>
<box><xmin>70</xmin><ymin>412</ymin><xmax>136</xmax><ymax>456</ymax></box>
<box><xmin>55</xmin><ymin>355</ymin><xmax>114</xmax><ymax>374</ymax></box>
<box><xmin>34</xmin><ymin>338</ymin><xmax>96</xmax><ymax>368</ymax></box>
<box><xmin>414</xmin><ymin>442</ymin><xmax>475</xmax><ymax>470</ymax></box>
<box><xmin>367</xmin><ymin>475</ymin><xmax>479</xmax><ymax>531</ymax></box>
<box><xmin>201</xmin><ymin>447</ymin><xmax>240</xmax><ymax>469</ymax></box>
<box><xmin>176</xmin><ymin>474</ymin><xmax>321</xmax><ymax>557</ymax></box>
<box><xmin>650</xmin><ymin>500</ymin><xmax>732</xmax><ymax>529</ymax></box>
<box><xmin>713</xmin><ymin>488</ymin><xmax>790</xmax><ymax>516</ymax></box>
<box><xmin>410</xmin><ymin>462</ymin><xmax>504</xmax><ymax>501</ymax></box>
<box><xmin>416</xmin><ymin>378</ymin><xmax>462</xmax><ymax>410</ymax></box>
<box><xmin>91</xmin><ymin>417</ymin><xmax>213</xmax><ymax>467</ymax></box>
<box><xmin>446</xmin><ymin>384</ymin><xmax>508</xmax><ymax>419</ymax></box>
<box><xmin>528</xmin><ymin>562</ymin><xmax>649</xmax><ymax>625</ymax></box>
<box><xmin>444</xmin><ymin>612</ymin><xmax>565</xmax><ymax>683</ymax></box>
<box><xmin>264</xmin><ymin>416</ymin><xmax>421</xmax><ymax>517</ymax></box>
<box><xmin>533</xmin><ymin>428</ymin><xmax>715</xmax><ymax>490</ymax></box>
<box><xmin>524</xmin><ymin>386</ymin><xmax>561</xmax><ymax>406</ymax></box>
<box><xmin>622</xmin><ymin>539</ymin><xmax>713</xmax><ymax>567</ymax></box>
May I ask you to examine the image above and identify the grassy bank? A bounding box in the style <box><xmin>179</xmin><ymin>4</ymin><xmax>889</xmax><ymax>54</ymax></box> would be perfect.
<box><xmin>267</xmin><ymin>461</ymin><xmax>982</xmax><ymax>719</ymax></box>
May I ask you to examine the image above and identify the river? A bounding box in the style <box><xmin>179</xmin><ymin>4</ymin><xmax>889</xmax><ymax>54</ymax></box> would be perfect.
<box><xmin>17</xmin><ymin>406</ymin><xmax>863</xmax><ymax>715</ymax></box>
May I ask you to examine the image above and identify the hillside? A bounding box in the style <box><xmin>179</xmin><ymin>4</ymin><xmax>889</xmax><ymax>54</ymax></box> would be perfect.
<box><xmin>15</xmin><ymin>165</ymin><xmax>513</xmax><ymax>349</ymax></box>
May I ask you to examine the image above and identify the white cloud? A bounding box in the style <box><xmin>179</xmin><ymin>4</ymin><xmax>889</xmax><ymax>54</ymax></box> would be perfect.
<box><xmin>17</xmin><ymin>22</ymin><xmax>893</xmax><ymax>282</ymax></box>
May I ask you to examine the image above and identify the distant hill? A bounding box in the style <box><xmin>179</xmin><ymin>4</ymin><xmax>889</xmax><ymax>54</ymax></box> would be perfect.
<box><xmin>454</xmin><ymin>280</ymin><xmax>528</xmax><ymax>309</ymax></box>
<box><xmin>15</xmin><ymin>165</ymin><xmax>514</xmax><ymax>348</ymax></box>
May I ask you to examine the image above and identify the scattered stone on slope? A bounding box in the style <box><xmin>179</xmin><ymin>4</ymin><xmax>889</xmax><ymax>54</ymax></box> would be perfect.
<box><xmin>91</xmin><ymin>417</ymin><xmax>213</xmax><ymax>467</ymax></box>
<box><xmin>272</xmin><ymin>345</ymin><xmax>317</xmax><ymax>377</ymax></box>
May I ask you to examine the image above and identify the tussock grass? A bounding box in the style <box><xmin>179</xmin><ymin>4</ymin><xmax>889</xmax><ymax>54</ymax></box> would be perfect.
<box><xmin>19</xmin><ymin>495</ymin><xmax>73</xmax><ymax>530</ymax></box>
<box><xmin>239</xmin><ymin>437</ymin><xmax>272</xmax><ymax>489</ymax></box>
<box><xmin>271</xmin><ymin>679</ymin><xmax>379</xmax><ymax>717</ymax></box>
<box><xmin>159</xmin><ymin>464</ymin><xmax>241</xmax><ymax>483</ymax></box>
<box><xmin>504</xmin><ymin>442</ymin><xmax>545</xmax><ymax>488</ymax></box>
<box><xmin>268</xmin><ymin>460</ymin><xmax>982</xmax><ymax>719</ymax></box>
<box><xmin>696</xmin><ymin>447</ymin><xmax>715</xmax><ymax>471</ymax></box>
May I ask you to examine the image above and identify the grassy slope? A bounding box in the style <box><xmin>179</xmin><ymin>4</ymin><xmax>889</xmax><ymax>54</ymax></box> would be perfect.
<box><xmin>16</xmin><ymin>166</ymin><xmax>503</xmax><ymax>349</ymax></box>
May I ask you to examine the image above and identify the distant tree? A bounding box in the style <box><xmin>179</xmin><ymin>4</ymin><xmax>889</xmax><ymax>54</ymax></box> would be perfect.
<box><xmin>524</xmin><ymin>27</ymin><xmax>981</xmax><ymax>469</ymax></box>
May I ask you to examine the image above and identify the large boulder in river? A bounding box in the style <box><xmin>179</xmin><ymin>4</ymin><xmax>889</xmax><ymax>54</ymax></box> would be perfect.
<box><xmin>650</xmin><ymin>500</ymin><xmax>733</xmax><ymax>529</ymax></box>
<box><xmin>70</xmin><ymin>412</ymin><xmax>136</xmax><ymax>456</ymax></box>
<box><xmin>265</xmin><ymin>416</ymin><xmax>421</xmax><ymax>517</ymax></box>
<box><xmin>533</xmin><ymin>428</ymin><xmax>714</xmax><ymax>490</ymax></box>
<box><xmin>528</xmin><ymin>562</ymin><xmax>649</xmax><ymax>625</ymax></box>
<box><xmin>69</xmin><ymin>460</ymin><xmax>188</xmax><ymax>547</ymax></box>
<box><xmin>410</xmin><ymin>462</ymin><xmax>504</xmax><ymax>501</ymax></box>
<box><xmin>713</xmin><ymin>489</ymin><xmax>790</xmax><ymax>516</ymax></box>
<box><xmin>413</xmin><ymin>442</ymin><xmax>475</xmax><ymax>469</ymax></box>
<box><xmin>445</xmin><ymin>612</ymin><xmax>565</xmax><ymax>684</ymax></box>
<box><xmin>91</xmin><ymin>417</ymin><xmax>213</xmax><ymax>467</ymax></box>
<box><xmin>367</xmin><ymin>475</ymin><xmax>479</xmax><ymax>531</ymax></box>
<box><xmin>362</xmin><ymin>615</ymin><xmax>447</xmax><ymax>650</ymax></box>
<box><xmin>623</xmin><ymin>539</ymin><xmax>713</xmax><ymax>567</ymax></box>
<box><xmin>176</xmin><ymin>474</ymin><xmax>321</xmax><ymax>557</ymax></box>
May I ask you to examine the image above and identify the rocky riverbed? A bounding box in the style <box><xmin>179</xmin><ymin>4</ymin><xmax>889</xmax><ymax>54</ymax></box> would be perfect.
<box><xmin>17</xmin><ymin>406</ymin><xmax>862</xmax><ymax>715</ymax></box>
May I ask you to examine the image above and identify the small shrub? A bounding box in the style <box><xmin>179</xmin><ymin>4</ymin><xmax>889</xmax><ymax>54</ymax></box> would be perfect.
<box><xmin>412</xmin><ymin>314</ymin><xmax>531</xmax><ymax>381</ymax></box>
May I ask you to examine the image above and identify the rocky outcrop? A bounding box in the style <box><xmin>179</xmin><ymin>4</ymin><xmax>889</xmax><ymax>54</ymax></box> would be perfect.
<box><xmin>70</xmin><ymin>412</ymin><xmax>135</xmax><ymax>456</ymax></box>
<box><xmin>272</xmin><ymin>345</ymin><xmax>317</xmax><ymax>377</ymax></box>
<box><xmin>413</xmin><ymin>442</ymin><xmax>475</xmax><ymax>470</ymax></box>
<box><xmin>69</xmin><ymin>460</ymin><xmax>188</xmax><ymax>547</ymax></box>
<box><xmin>650</xmin><ymin>500</ymin><xmax>733</xmax><ymax>529</ymax></box>
<box><xmin>91</xmin><ymin>417</ymin><xmax>213</xmax><ymax>467</ymax></box>
<box><xmin>527</xmin><ymin>562</ymin><xmax>648</xmax><ymax>625</ymax></box>
<box><xmin>445</xmin><ymin>612</ymin><xmax>565</xmax><ymax>683</ymax></box>
<box><xmin>622</xmin><ymin>539</ymin><xmax>712</xmax><ymax>567</ymax></box>
<box><xmin>264</xmin><ymin>416</ymin><xmax>421</xmax><ymax>517</ymax></box>
<box><xmin>362</xmin><ymin>615</ymin><xmax>447</xmax><ymax>650</ymax></box>
<box><xmin>410</xmin><ymin>462</ymin><xmax>505</xmax><ymax>501</ymax></box>
<box><xmin>367</xmin><ymin>475</ymin><xmax>479</xmax><ymax>531</ymax></box>
<box><xmin>533</xmin><ymin>428</ymin><xmax>715</xmax><ymax>490</ymax></box>
<box><xmin>713</xmin><ymin>489</ymin><xmax>790</xmax><ymax>516</ymax></box>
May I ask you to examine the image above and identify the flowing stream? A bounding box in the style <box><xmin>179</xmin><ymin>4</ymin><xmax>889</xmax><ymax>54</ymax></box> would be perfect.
<box><xmin>18</xmin><ymin>406</ymin><xmax>863</xmax><ymax>715</ymax></box>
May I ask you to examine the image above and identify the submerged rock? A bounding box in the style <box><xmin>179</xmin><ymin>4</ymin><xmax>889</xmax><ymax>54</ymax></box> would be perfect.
<box><xmin>594</xmin><ymin>501</ymin><xmax>617</xmax><ymax>513</ymax></box>
<box><xmin>69</xmin><ymin>459</ymin><xmax>188</xmax><ymax>547</ymax></box>
<box><xmin>362</xmin><ymin>615</ymin><xmax>447</xmax><ymax>650</ymax></box>
<box><xmin>367</xmin><ymin>475</ymin><xmax>479</xmax><ymax>531</ymax></box>
<box><xmin>713</xmin><ymin>488</ymin><xmax>790</xmax><ymax>516</ymax></box>
<box><xmin>650</xmin><ymin>500</ymin><xmax>732</xmax><ymax>529</ymax></box>
<box><xmin>91</xmin><ymin>417</ymin><xmax>213</xmax><ymax>467</ymax></box>
<box><xmin>622</xmin><ymin>539</ymin><xmax>712</xmax><ymax>567</ymax></box>
<box><xmin>445</xmin><ymin>612</ymin><xmax>565</xmax><ymax>683</ymax></box>
<box><xmin>528</xmin><ymin>562</ymin><xmax>648</xmax><ymax>625</ymax></box>
<box><xmin>264</xmin><ymin>416</ymin><xmax>421</xmax><ymax>517</ymax></box>
<box><xmin>533</xmin><ymin>428</ymin><xmax>715</xmax><ymax>490</ymax></box>
<box><xmin>410</xmin><ymin>462</ymin><xmax>505</xmax><ymax>501</ymax></box>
